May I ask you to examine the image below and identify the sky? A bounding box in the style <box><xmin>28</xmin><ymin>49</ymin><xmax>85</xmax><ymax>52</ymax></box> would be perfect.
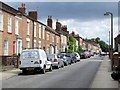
<box><xmin>2</xmin><ymin>1</ymin><xmax>119</xmax><ymax>45</ymax></box>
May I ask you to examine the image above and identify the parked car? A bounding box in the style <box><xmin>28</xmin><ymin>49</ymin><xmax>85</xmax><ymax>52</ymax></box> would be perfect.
<box><xmin>70</xmin><ymin>53</ymin><xmax>78</xmax><ymax>63</ymax></box>
<box><xmin>85</xmin><ymin>51</ymin><xmax>91</xmax><ymax>58</ymax></box>
<box><xmin>65</xmin><ymin>53</ymin><xmax>75</xmax><ymax>63</ymax></box>
<box><xmin>19</xmin><ymin>49</ymin><xmax>52</xmax><ymax>74</ymax></box>
<box><xmin>74</xmin><ymin>52</ymin><xmax>81</xmax><ymax>62</ymax></box>
<box><xmin>79</xmin><ymin>52</ymin><xmax>88</xmax><ymax>59</ymax></box>
<box><xmin>47</xmin><ymin>54</ymin><xmax>64</xmax><ymax>69</ymax></box>
<box><xmin>90</xmin><ymin>51</ymin><xmax>94</xmax><ymax>56</ymax></box>
<box><xmin>58</xmin><ymin>53</ymin><xmax>72</xmax><ymax>66</ymax></box>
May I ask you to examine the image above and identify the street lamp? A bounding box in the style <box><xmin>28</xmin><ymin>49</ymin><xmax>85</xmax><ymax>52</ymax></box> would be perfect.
<box><xmin>104</xmin><ymin>12</ymin><xmax>114</xmax><ymax>70</ymax></box>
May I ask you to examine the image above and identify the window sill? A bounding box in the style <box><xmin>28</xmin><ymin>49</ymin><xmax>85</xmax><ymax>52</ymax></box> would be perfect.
<box><xmin>15</xmin><ymin>34</ymin><xmax>19</xmax><ymax>36</ymax></box>
<box><xmin>7</xmin><ymin>32</ymin><xmax>12</xmax><ymax>34</ymax></box>
<box><xmin>0</xmin><ymin>30</ymin><xmax>3</xmax><ymax>32</ymax></box>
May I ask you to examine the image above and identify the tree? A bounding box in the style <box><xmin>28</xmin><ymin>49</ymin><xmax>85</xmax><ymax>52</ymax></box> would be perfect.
<box><xmin>95</xmin><ymin>37</ymin><xmax>100</xmax><ymax>43</ymax></box>
<box><xmin>99</xmin><ymin>40</ymin><xmax>109</xmax><ymax>52</ymax></box>
<box><xmin>68</xmin><ymin>35</ymin><xmax>76</xmax><ymax>52</ymax></box>
<box><xmin>77</xmin><ymin>45</ymin><xmax>84</xmax><ymax>52</ymax></box>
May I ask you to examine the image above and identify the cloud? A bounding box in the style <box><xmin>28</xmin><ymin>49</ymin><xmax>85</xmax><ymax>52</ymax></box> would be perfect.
<box><xmin>50</xmin><ymin>17</ymin><xmax>118</xmax><ymax>44</ymax></box>
<box><xmin>5</xmin><ymin>2</ymin><xmax>118</xmax><ymax>21</ymax></box>
<box><xmin>1</xmin><ymin>0</ymin><xmax>120</xmax><ymax>2</ymax></box>
<box><xmin>3</xmin><ymin>1</ymin><xmax>118</xmax><ymax>44</ymax></box>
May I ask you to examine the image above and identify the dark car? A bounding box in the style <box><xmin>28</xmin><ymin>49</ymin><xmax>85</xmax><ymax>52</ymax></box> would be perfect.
<box><xmin>58</xmin><ymin>53</ymin><xmax>72</xmax><ymax>66</ymax></box>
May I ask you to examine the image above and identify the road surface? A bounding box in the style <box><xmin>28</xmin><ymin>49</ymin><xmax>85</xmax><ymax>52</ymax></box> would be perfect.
<box><xmin>2</xmin><ymin>55</ymin><xmax>103</xmax><ymax>88</ymax></box>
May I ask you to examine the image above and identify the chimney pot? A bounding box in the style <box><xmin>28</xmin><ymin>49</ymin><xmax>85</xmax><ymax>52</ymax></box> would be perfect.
<box><xmin>47</xmin><ymin>16</ymin><xmax>52</xmax><ymax>28</ymax></box>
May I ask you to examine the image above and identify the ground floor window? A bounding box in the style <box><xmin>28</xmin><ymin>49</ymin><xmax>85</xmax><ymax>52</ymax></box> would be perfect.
<box><xmin>4</xmin><ymin>40</ymin><xmax>8</xmax><ymax>55</ymax></box>
<box><xmin>26</xmin><ymin>41</ymin><xmax>30</xmax><ymax>49</ymax></box>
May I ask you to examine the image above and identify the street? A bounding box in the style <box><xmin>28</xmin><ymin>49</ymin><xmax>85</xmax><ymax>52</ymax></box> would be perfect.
<box><xmin>2</xmin><ymin>55</ymin><xmax>103</xmax><ymax>88</ymax></box>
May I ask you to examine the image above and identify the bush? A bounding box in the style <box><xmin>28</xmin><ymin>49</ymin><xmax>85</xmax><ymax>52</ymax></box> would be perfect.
<box><xmin>111</xmin><ymin>72</ymin><xmax>120</xmax><ymax>80</ymax></box>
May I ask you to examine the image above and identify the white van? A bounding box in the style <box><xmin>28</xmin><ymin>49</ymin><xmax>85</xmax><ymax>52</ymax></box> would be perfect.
<box><xmin>19</xmin><ymin>49</ymin><xmax>52</xmax><ymax>74</ymax></box>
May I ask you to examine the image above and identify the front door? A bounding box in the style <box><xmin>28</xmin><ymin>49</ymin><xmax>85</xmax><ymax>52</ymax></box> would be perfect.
<box><xmin>17</xmin><ymin>39</ymin><xmax>22</xmax><ymax>55</ymax></box>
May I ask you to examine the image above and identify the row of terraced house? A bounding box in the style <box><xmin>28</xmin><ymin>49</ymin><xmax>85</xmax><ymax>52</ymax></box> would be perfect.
<box><xmin>0</xmin><ymin>2</ymin><xmax>101</xmax><ymax>61</ymax></box>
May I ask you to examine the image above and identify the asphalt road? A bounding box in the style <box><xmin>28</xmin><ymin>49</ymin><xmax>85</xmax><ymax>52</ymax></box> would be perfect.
<box><xmin>2</xmin><ymin>55</ymin><xmax>103</xmax><ymax>88</ymax></box>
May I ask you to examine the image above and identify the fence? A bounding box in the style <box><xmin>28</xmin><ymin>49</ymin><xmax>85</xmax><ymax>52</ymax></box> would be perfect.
<box><xmin>0</xmin><ymin>56</ymin><xmax>19</xmax><ymax>68</ymax></box>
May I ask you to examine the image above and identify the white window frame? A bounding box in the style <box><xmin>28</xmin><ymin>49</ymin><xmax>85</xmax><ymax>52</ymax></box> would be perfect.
<box><xmin>38</xmin><ymin>41</ymin><xmax>41</xmax><ymax>49</ymax></box>
<box><xmin>47</xmin><ymin>32</ymin><xmax>50</xmax><ymax>40</ymax></box>
<box><xmin>8</xmin><ymin>16</ymin><xmax>12</xmax><ymax>33</ymax></box>
<box><xmin>34</xmin><ymin>22</ymin><xmax>36</xmax><ymax>37</ymax></box>
<box><xmin>39</xmin><ymin>24</ymin><xmax>41</xmax><ymax>38</ymax></box>
<box><xmin>27</xmin><ymin>19</ymin><xmax>30</xmax><ymax>35</ymax></box>
<box><xmin>4</xmin><ymin>40</ymin><xmax>8</xmax><ymax>55</ymax></box>
<box><xmin>34</xmin><ymin>40</ymin><xmax>37</xmax><ymax>48</ymax></box>
<box><xmin>52</xmin><ymin>34</ymin><xmax>55</xmax><ymax>43</ymax></box>
<box><xmin>15</xmin><ymin>18</ymin><xmax>19</xmax><ymax>35</ymax></box>
<box><xmin>26</xmin><ymin>38</ymin><xmax>30</xmax><ymax>48</ymax></box>
<box><xmin>61</xmin><ymin>35</ymin><xmax>63</xmax><ymax>43</ymax></box>
<box><xmin>0</xmin><ymin>13</ymin><xmax>3</xmax><ymax>31</ymax></box>
<box><xmin>42</xmin><ymin>26</ymin><xmax>45</xmax><ymax>39</ymax></box>
<box><xmin>26</xmin><ymin>41</ymin><xmax>30</xmax><ymax>49</ymax></box>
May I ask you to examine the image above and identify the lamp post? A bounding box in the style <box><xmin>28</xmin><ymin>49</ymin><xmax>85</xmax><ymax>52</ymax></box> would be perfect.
<box><xmin>109</xmin><ymin>31</ymin><xmax>110</xmax><ymax>58</ymax></box>
<box><xmin>104</xmin><ymin>12</ymin><xmax>114</xmax><ymax>70</ymax></box>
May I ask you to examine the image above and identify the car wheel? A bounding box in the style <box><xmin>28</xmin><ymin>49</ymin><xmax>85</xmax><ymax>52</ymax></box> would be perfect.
<box><xmin>41</xmin><ymin>67</ymin><xmax>45</xmax><ymax>74</ymax></box>
<box><xmin>22</xmin><ymin>69</ymin><xmax>27</xmax><ymax>74</ymax></box>
<box><xmin>49</xmin><ymin>65</ymin><xmax>52</xmax><ymax>71</ymax></box>
<box><xmin>56</xmin><ymin>65</ymin><xmax>59</xmax><ymax>69</ymax></box>
<box><xmin>61</xmin><ymin>64</ymin><xmax>64</xmax><ymax>68</ymax></box>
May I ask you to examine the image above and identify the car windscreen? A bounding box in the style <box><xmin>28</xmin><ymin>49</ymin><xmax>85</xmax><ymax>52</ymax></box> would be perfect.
<box><xmin>21</xmin><ymin>51</ymin><xmax>39</xmax><ymax>59</ymax></box>
<box><xmin>47</xmin><ymin>54</ymin><xmax>55</xmax><ymax>60</ymax></box>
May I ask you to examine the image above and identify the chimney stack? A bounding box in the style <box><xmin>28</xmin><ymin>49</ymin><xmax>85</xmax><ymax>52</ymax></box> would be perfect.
<box><xmin>56</xmin><ymin>19</ymin><xmax>62</xmax><ymax>31</ymax></box>
<box><xmin>47</xmin><ymin>16</ymin><xmax>52</xmax><ymax>28</ymax></box>
<box><xmin>18</xmin><ymin>3</ymin><xmax>26</xmax><ymax>14</ymax></box>
<box><xmin>62</xmin><ymin>25</ymin><xmax>67</xmax><ymax>32</ymax></box>
<box><xmin>72</xmin><ymin>31</ymin><xmax>75</xmax><ymax>37</ymax></box>
<box><xmin>28</xmin><ymin>11</ymin><xmax>38</xmax><ymax>20</ymax></box>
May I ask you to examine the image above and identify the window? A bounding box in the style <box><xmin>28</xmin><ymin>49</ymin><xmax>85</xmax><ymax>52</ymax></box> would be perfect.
<box><xmin>61</xmin><ymin>35</ymin><xmax>63</xmax><ymax>43</ymax></box>
<box><xmin>4</xmin><ymin>40</ymin><xmax>8</xmax><ymax>55</ymax></box>
<box><xmin>57</xmin><ymin>36</ymin><xmax>59</xmax><ymax>43</ymax></box>
<box><xmin>26</xmin><ymin>41</ymin><xmax>30</xmax><ymax>48</ymax></box>
<box><xmin>0</xmin><ymin>13</ymin><xmax>3</xmax><ymax>31</ymax></box>
<box><xmin>46</xmin><ymin>47</ymin><xmax>49</xmax><ymax>54</ymax></box>
<box><xmin>34</xmin><ymin>40</ymin><xmax>36</xmax><ymax>48</ymax></box>
<box><xmin>64</xmin><ymin>36</ymin><xmax>67</xmax><ymax>44</ymax></box>
<box><xmin>34</xmin><ymin>22</ymin><xmax>36</xmax><ymax>37</ymax></box>
<box><xmin>42</xmin><ymin>26</ymin><xmax>45</xmax><ymax>39</ymax></box>
<box><xmin>39</xmin><ymin>25</ymin><xmax>41</xmax><ymax>38</ymax></box>
<box><xmin>52</xmin><ymin>34</ymin><xmax>55</xmax><ymax>42</ymax></box>
<box><xmin>47</xmin><ymin>33</ymin><xmax>50</xmax><ymax>40</ymax></box>
<box><xmin>8</xmin><ymin>16</ymin><xmax>12</xmax><ymax>33</ymax></box>
<box><xmin>15</xmin><ymin>19</ymin><xmax>19</xmax><ymax>35</ymax></box>
<box><xmin>22</xmin><ymin>51</ymin><xmax>38</xmax><ymax>59</ymax></box>
<box><xmin>38</xmin><ymin>41</ymin><xmax>41</xmax><ymax>49</ymax></box>
<box><xmin>27</xmin><ymin>22</ymin><xmax>30</xmax><ymax>35</ymax></box>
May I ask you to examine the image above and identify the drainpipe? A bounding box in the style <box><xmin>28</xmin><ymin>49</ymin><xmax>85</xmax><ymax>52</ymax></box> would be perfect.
<box><xmin>32</xmin><ymin>20</ymin><xmax>34</xmax><ymax>48</ymax></box>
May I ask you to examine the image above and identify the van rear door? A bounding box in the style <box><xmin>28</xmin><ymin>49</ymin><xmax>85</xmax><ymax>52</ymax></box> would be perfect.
<box><xmin>21</xmin><ymin>51</ymin><xmax>39</xmax><ymax>68</ymax></box>
<box><xmin>20</xmin><ymin>51</ymin><xmax>31</xmax><ymax>67</ymax></box>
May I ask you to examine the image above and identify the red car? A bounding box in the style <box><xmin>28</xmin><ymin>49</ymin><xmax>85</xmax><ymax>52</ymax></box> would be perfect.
<box><xmin>80</xmin><ymin>52</ymin><xmax>88</xmax><ymax>59</ymax></box>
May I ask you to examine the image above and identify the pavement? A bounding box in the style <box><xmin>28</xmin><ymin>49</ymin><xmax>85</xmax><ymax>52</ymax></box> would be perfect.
<box><xmin>0</xmin><ymin>55</ymin><xmax>119</xmax><ymax>88</ymax></box>
<box><xmin>90</xmin><ymin>56</ymin><xmax>119</xmax><ymax>88</ymax></box>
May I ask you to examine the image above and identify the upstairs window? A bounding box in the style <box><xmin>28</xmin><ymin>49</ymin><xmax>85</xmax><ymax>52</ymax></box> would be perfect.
<box><xmin>8</xmin><ymin>16</ymin><xmax>12</xmax><ymax>33</ymax></box>
<box><xmin>52</xmin><ymin>34</ymin><xmax>55</xmax><ymax>42</ymax></box>
<box><xmin>39</xmin><ymin>25</ymin><xmax>41</xmax><ymax>38</ymax></box>
<box><xmin>34</xmin><ymin>22</ymin><xmax>36</xmax><ymax>37</ymax></box>
<box><xmin>0</xmin><ymin>13</ymin><xmax>3</xmax><ymax>31</ymax></box>
<box><xmin>15</xmin><ymin>19</ymin><xmax>19</xmax><ymax>35</ymax></box>
<box><xmin>27</xmin><ymin>22</ymin><xmax>30</xmax><ymax>35</ymax></box>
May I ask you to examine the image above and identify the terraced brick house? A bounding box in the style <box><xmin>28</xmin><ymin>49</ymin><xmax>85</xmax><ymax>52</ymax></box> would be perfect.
<box><xmin>0</xmin><ymin>2</ymin><xmax>60</xmax><ymax>58</ymax></box>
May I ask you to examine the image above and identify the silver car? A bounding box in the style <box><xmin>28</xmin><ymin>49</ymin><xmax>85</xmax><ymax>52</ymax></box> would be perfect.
<box><xmin>47</xmin><ymin>54</ymin><xmax>64</xmax><ymax>69</ymax></box>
